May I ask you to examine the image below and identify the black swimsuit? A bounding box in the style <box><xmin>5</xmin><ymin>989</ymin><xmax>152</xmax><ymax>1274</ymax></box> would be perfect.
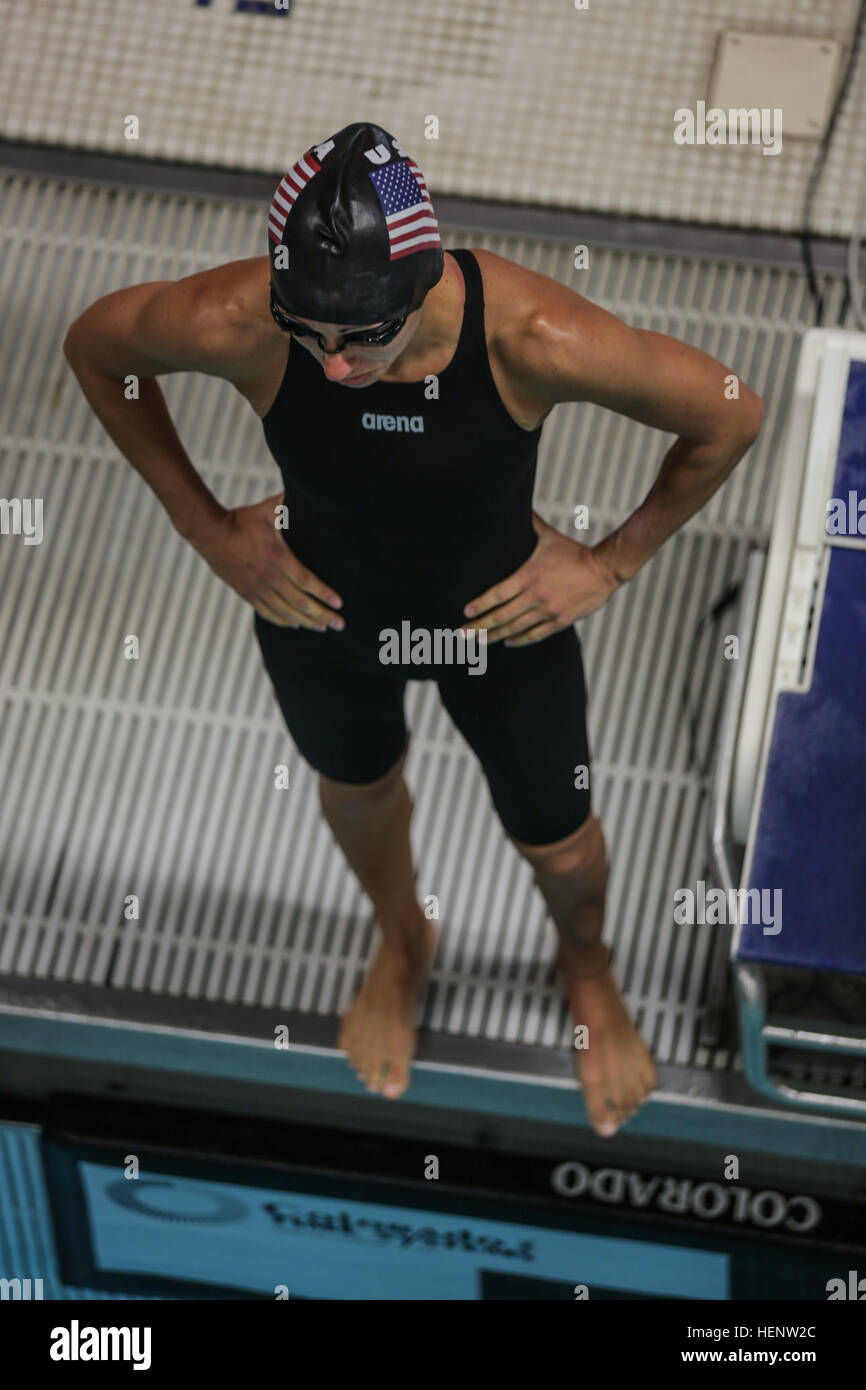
<box><xmin>254</xmin><ymin>248</ymin><xmax>591</xmax><ymax>844</ymax></box>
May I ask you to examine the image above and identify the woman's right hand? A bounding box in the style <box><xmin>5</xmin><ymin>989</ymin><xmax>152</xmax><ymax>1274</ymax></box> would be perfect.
<box><xmin>191</xmin><ymin>492</ymin><xmax>345</xmax><ymax>630</ymax></box>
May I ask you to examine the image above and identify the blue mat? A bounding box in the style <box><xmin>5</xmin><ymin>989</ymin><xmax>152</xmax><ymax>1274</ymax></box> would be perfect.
<box><xmin>739</xmin><ymin>360</ymin><xmax>866</xmax><ymax>970</ymax></box>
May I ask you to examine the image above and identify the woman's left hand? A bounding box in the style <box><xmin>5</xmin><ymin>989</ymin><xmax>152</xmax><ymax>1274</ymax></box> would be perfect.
<box><xmin>461</xmin><ymin>511</ymin><xmax>620</xmax><ymax>647</ymax></box>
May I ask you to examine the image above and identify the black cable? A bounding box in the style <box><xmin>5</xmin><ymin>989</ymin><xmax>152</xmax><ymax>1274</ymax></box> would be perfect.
<box><xmin>679</xmin><ymin>579</ymin><xmax>742</xmax><ymax>781</ymax></box>
<box><xmin>800</xmin><ymin>0</ymin><xmax>866</xmax><ymax>324</ymax></box>
<box><xmin>835</xmin><ymin>280</ymin><xmax>852</xmax><ymax>326</ymax></box>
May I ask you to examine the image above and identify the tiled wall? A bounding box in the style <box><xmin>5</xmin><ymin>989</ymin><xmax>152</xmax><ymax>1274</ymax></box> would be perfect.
<box><xmin>0</xmin><ymin>0</ymin><xmax>863</xmax><ymax>235</ymax></box>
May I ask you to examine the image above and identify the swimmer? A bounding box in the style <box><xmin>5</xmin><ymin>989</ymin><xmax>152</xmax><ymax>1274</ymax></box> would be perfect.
<box><xmin>63</xmin><ymin>121</ymin><xmax>763</xmax><ymax>1136</ymax></box>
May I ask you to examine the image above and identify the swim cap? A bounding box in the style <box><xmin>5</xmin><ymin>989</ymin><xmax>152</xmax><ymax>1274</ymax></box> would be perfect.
<box><xmin>267</xmin><ymin>121</ymin><xmax>444</xmax><ymax>326</ymax></box>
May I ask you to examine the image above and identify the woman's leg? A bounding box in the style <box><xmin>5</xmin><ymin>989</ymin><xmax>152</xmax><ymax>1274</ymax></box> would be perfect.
<box><xmin>253</xmin><ymin>613</ymin><xmax>436</xmax><ymax>1097</ymax></box>
<box><xmin>437</xmin><ymin>627</ymin><xmax>657</xmax><ymax>1137</ymax></box>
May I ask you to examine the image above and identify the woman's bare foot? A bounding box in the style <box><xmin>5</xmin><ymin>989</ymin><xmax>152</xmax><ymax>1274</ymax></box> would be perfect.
<box><xmin>338</xmin><ymin>909</ymin><xmax>438</xmax><ymax>1099</ymax></box>
<box><xmin>561</xmin><ymin>957</ymin><xmax>658</xmax><ymax>1137</ymax></box>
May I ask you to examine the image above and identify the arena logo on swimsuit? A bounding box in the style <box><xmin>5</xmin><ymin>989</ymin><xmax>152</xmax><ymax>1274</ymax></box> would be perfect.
<box><xmin>362</xmin><ymin>413</ymin><xmax>424</xmax><ymax>433</ymax></box>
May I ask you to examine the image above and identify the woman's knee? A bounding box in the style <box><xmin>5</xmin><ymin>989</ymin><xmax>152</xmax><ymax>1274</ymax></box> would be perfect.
<box><xmin>509</xmin><ymin>811</ymin><xmax>606</xmax><ymax>878</ymax></box>
<box><xmin>317</xmin><ymin>735</ymin><xmax>411</xmax><ymax>814</ymax></box>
